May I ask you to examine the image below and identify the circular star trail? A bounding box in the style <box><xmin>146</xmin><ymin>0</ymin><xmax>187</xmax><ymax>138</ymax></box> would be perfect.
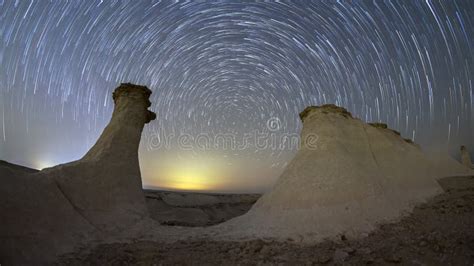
<box><xmin>0</xmin><ymin>1</ymin><xmax>473</xmax><ymax>192</ymax></box>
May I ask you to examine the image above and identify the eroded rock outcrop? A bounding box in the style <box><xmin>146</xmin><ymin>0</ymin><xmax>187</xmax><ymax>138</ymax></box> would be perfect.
<box><xmin>47</xmin><ymin>83</ymin><xmax>156</xmax><ymax>229</ymax></box>
<box><xmin>0</xmin><ymin>83</ymin><xmax>155</xmax><ymax>264</ymax></box>
<box><xmin>218</xmin><ymin>104</ymin><xmax>473</xmax><ymax>241</ymax></box>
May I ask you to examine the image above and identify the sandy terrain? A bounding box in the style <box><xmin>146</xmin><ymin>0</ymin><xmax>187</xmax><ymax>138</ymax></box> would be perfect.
<box><xmin>58</xmin><ymin>176</ymin><xmax>474</xmax><ymax>265</ymax></box>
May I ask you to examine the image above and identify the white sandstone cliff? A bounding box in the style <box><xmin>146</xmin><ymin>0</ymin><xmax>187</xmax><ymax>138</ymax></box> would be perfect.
<box><xmin>216</xmin><ymin>104</ymin><xmax>473</xmax><ymax>242</ymax></box>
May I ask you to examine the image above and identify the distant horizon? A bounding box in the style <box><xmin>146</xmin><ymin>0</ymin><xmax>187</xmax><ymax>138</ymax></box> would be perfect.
<box><xmin>1</xmin><ymin>121</ymin><xmax>472</xmax><ymax>194</ymax></box>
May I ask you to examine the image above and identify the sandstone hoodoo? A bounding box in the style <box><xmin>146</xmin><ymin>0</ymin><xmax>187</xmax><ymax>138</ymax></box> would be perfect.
<box><xmin>218</xmin><ymin>104</ymin><xmax>473</xmax><ymax>241</ymax></box>
<box><xmin>0</xmin><ymin>83</ymin><xmax>156</xmax><ymax>264</ymax></box>
<box><xmin>52</xmin><ymin>83</ymin><xmax>156</xmax><ymax>229</ymax></box>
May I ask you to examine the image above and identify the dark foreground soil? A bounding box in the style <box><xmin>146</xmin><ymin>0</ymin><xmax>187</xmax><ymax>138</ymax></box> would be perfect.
<box><xmin>59</xmin><ymin>177</ymin><xmax>474</xmax><ymax>265</ymax></box>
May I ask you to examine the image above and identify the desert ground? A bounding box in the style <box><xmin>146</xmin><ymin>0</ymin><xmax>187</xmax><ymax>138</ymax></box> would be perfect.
<box><xmin>58</xmin><ymin>176</ymin><xmax>474</xmax><ymax>265</ymax></box>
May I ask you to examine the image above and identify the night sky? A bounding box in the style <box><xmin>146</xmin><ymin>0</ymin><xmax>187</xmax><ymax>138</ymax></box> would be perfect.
<box><xmin>1</xmin><ymin>1</ymin><xmax>473</xmax><ymax>192</ymax></box>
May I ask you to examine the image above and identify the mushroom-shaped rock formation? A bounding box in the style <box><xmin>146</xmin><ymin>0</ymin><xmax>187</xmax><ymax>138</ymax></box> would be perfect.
<box><xmin>217</xmin><ymin>104</ymin><xmax>473</xmax><ymax>241</ymax></box>
<box><xmin>0</xmin><ymin>83</ymin><xmax>155</xmax><ymax>265</ymax></box>
<box><xmin>49</xmin><ymin>83</ymin><xmax>156</xmax><ymax>229</ymax></box>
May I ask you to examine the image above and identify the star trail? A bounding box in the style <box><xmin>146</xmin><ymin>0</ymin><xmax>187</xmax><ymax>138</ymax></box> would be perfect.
<box><xmin>0</xmin><ymin>1</ymin><xmax>473</xmax><ymax>192</ymax></box>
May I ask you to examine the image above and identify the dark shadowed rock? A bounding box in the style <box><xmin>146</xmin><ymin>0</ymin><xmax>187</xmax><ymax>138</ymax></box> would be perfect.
<box><xmin>368</xmin><ymin>122</ymin><xmax>388</xmax><ymax>129</ymax></box>
<box><xmin>299</xmin><ymin>104</ymin><xmax>353</xmax><ymax>122</ymax></box>
<box><xmin>0</xmin><ymin>160</ymin><xmax>39</xmax><ymax>173</ymax></box>
<box><xmin>461</xmin><ymin>145</ymin><xmax>473</xmax><ymax>169</ymax></box>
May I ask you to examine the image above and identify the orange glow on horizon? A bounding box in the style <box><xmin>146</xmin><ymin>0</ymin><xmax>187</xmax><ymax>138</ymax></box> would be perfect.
<box><xmin>144</xmin><ymin>155</ymin><xmax>227</xmax><ymax>192</ymax></box>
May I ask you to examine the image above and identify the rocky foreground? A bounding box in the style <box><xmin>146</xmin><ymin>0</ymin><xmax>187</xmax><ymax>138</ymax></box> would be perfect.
<box><xmin>59</xmin><ymin>176</ymin><xmax>474</xmax><ymax>265</ymax></box>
